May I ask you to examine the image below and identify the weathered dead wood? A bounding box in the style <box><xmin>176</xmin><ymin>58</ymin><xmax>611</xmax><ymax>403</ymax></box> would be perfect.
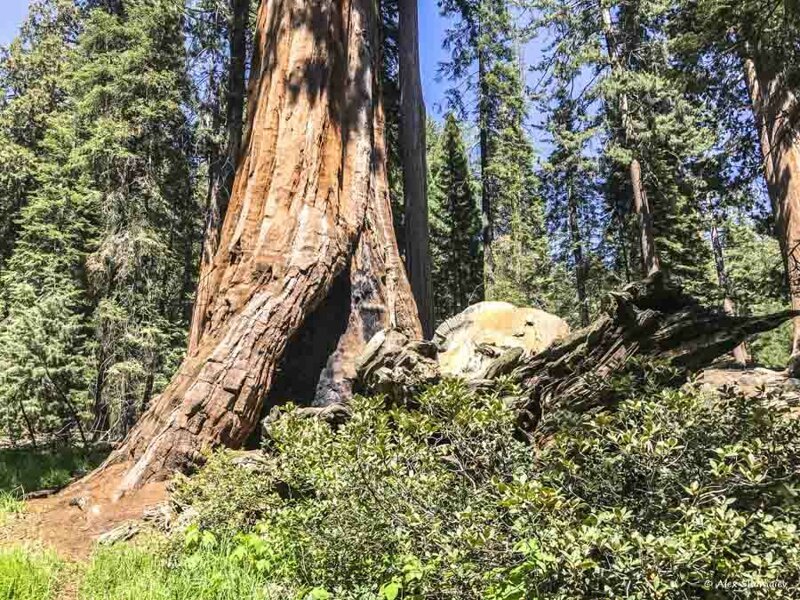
<box><xmin>355</xmin><ymin>329</ymin><xmax>439</xmax><ymax>403</ymax></box>
<box><xmin>509</xmin><ymin>273</ymin><xmax>798</xmax><ymax>438</ymax></box>
<box><xmin>357</xmin><ymin>274</ymin><xmax>798</xmax><ymax>440</ymax></box>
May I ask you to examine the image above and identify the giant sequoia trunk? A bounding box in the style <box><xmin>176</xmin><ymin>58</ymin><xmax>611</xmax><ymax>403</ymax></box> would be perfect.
<box><xmin>95</xmin><ymin>0</ymin><xmax>421</xmax><ymax>492</ymax></box>
<box><xmin>189</xmin><ymin>0</ymin><xmax>252</xmax><ymax>354</ymax></box>
<box><xmin>743</xmin><ymin>53</ymin><xmax>800</xmax><ymax>355</ymax></box>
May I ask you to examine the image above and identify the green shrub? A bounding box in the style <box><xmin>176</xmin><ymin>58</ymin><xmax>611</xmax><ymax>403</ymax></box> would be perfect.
<box><xmin>171</xmin><ymin>449</ymin><xmax>279</xmax><ymax>535</ymax></box>
<box><xmin>0</xmin><ymin>547</ymin><xmax>63</xmax><ymax>600</ymax></box>
<box><xmin>179</xmin><ymin>377</ymin><xmax>800</xmax><ymax>599</ymax></box>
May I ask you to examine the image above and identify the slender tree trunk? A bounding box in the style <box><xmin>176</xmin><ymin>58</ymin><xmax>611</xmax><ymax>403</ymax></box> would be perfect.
<box><xmin>743</xmin><ymin>53</ymin><xmax>800</xmax><ymax>355</ymax></box>
<box><xmin>119</xmin><ymin>384</ymin><xmax>137</xmax><ymax>439</ymax></box>
<box><xmin>629</xmin><ymin>158</ymin><xmax>659</xmax><ymax>275</ymax></box>
<box><xmin>17</xmin><ymin>396</ymin><xmax>37</xmax><ymax>450</ymax></box>
<box><xmin>478</xmin><ymin>42</ymin><xmax>494</xmax><ymax>296</ymax></box>
<box><xmin>566</xmin><ymin>182</ymin><xmax>589</xmax><ymax>327</ymax></box>
<box><xmin>91</xmin><ymin>0</ymin><xmax>420</xmax><ymax>493</ymax></box>
<box><xmin>710</xmin><ymin>221</ymin><xmax>749</xmax><ymax>366</ymax></box>
<box><xmin>189</xmin><ymin>0</ymin><xmax>252</xmax><ymax>354</ymax></box>
<box><xmin>398</xmin><ymin>0</ymin><xmax>433</xmax><ymax>339</ymax></box>
<box><xmin>600</xmin><ymin>3</ymin><xmax>659</xmax><ymax>277</ymax></box>
<box><xmin>91</xmin><ymin>359</ymin><xmax>109</xmax><ymax>441</ymax></box>
<box><xmin>141</xmin><ymin>354</ymin><xmax>157</xmax><ymax>414</ymax></box>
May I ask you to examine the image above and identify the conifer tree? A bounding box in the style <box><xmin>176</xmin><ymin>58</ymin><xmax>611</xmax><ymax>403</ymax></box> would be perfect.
<box><xmin>441</xmin><ymin>0</ymin><xmax>556</xmax><ymax>305</ymax></box>
<box><xmin>542</xmin><ymin>82</ymin><xmax>599</xmax><ymax>326</ymax></box>
<box><xmin>672</xmin><ymin>0</ymin><xmax>800</xmax><ymax>358</ymax></box>
<box><xmin>535</xmin><ymin>0</ymin><xmax>713</xmax><ymax>293</ymax></box>
<box><xmin>0</xmin><ymin>0</ymin><xmax>198</xmax><ymax>443</ymax></box>
<box><xmin>440</xmin><ymin>0</ymin><xmax>518</xmax><ymax>293</ymax></box>
<box><xmin>0</xmin><ymin>0</ymin><xmax>80</xmax><ymax>272</ymax></box>
<box><xmin>429</xmin><ymin>114</ymin><xmax>483</xmax><ymax>322</ymax></box>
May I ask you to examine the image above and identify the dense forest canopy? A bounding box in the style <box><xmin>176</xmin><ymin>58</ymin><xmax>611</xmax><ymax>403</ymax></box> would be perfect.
<box><xmin>1</xmin><ymin>0</ymin><xmax>796</xmax><ymax>448</ymax></box>
<box><xmin>0</xmin><ymin>1</ymin><xmax>799</xmax><ymax>598</ymax></box>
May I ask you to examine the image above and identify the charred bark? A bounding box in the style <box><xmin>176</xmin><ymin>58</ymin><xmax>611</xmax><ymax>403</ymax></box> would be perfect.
<box><xmin>90</xmin><ymin>0</ymin><xmax>420</xmax><ymax>494</ymax></box>
<box><xmin>478</xmin><ymin>44</ymin><xmax>494</xmax><ymax>293</ymax></box>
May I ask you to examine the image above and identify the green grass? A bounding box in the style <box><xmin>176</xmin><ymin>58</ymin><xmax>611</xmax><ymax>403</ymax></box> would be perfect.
<box><xmin>0</xmin><ymin>490</ymin><xmax>24</xmax><ymax>525</ymax></box>
<box><xmin>0</xmin><ymin>446</ymin><xmax>108</xmax><ymax>494</ymax></box>
<box><xmin>79</xmin><ymin>538</ymin><xmax>277</xmax><ymax>600</ymax></box>
<box><xmin>0</xmin><ymin>537</ymin><xmax>278</xmax><ymax>600</ymax></box>
<box><xmin>0</xmin><ymin>547</ymin><xmax>63</xmax><ymax>600</ymax></box>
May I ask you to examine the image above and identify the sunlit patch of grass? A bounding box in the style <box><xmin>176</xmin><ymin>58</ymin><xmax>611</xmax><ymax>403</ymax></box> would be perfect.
<box><xmin>0</xmin><ymin>490</ymin><xmax>24</xmax><ymax>526</ymax></box>
<box><xmin>79</xmin><ymin>535</ymin><xmax>276</xmax><ymax>600</ymax></box>
<box><xmin>0</xmin><ymin>547</ymin><xmax>63</xmax><ymax>600</ymax></box>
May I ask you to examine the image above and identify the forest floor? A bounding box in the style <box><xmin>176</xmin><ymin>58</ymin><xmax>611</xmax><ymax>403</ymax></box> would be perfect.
<box><xmin>1</xmin><ymin>366</ymin><xmax>797</xmax><ymax>561</ymax></box>
<box><xmin>0</xmin><ymin>462</ymin><xmax>167</xmax><ymax>560</ymax></box>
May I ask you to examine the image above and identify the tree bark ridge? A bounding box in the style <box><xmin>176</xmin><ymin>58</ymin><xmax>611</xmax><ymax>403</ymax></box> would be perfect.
<box><xmin>89</xmin><ymin>0</ymin><xmax>420</xmax><ymax>494</ymax></box>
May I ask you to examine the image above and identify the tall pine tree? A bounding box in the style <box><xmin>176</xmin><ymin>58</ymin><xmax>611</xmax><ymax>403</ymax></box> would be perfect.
<box><xmin>429</xmin><ymin>114</ymin><xmax>483</xmax><ymax>323</ymax></box>
<box><xmin>0</xmin><ymin>0</ymin><xmax>199</xmax><ymax>444</ymax></box>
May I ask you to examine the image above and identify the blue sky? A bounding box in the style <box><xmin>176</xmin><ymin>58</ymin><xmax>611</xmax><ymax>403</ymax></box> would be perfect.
<box><xmin>0</xmin><ymin>0</ymin><xmax>454</xmax><ymax>117</ymax></box>
<box><xmin>0</xmin><ymin>0</ymin><xmax>31</xmax><ymax>49</ymax></box>
<box><xmin>418</xmin><ymin>2</ymin><xmax>452</xmax><ymax>118</ymax></box>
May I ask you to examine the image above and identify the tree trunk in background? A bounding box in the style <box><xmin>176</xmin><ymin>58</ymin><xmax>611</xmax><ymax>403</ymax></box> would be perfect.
<box><xmin>743</xmin><ymin>54</ymin><xmax>800</xmax><ymax>356</ymax></box>
<box><xmin>710</xmin><ymin>221</ymin><xmax>749</xmax><ymax>366</ymax></box>
<box><xmin>95</xmin><ymin>0</ymin><xmax>420</xmax><ymax>492</ymax></box>
<box><xmin>91</xmin><ymin>362</ymin><xmax>109</xmax><ymax>441</ymax></box>
<box><xmin>629</xmin><ymin>158</ymin><xmax>659</xmax><ymax>275</ymax></box>
<box><xmin>600</xmin><ymin>3</ymin><xmax>660</xmax><ymax>277</ymax></box>
<box><xmin>567</xmin><ymin>183</ymin><xmax>589</xmax><ymax>327</ymax></box>
<box><xmin>398</xmin><ymin>0</ymin><xmax>433</xmax><ymax>339</ymax></box>
<box><xmin>99</xmin><ymin>0</ymin><xmax>125</xmax><ymax>16</ymax></box>
<box><xmin>478</xmin><ymin>45</ymin><xmax>494</xmax><ymax>296</ymax></box>
<box><xmin>189</xmin><ymin>0</ymin><xmax>251</xmax><ymax>354</ymax></box>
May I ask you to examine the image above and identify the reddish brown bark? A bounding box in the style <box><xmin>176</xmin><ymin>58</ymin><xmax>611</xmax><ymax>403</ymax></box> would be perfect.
<box><xmin>189</xmin><ymin>0</ymin><xmax>251</xmax><ymax>355</ymax></box>
<box><xmin>743</xmin><ymin>54</ymin><xmax>800</xmax><ymax>355</ymax></box>
<box><xmin>629</xmin><ymin>158</ymin><xmax>660</xmax><ymax>276</ymax></box>
<box><xmin>94</xmin><ymin>0</ymin><xmax>420</xmax><ymax>493</ymax></box>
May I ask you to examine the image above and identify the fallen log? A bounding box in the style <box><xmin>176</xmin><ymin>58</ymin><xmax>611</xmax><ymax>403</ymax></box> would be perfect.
<box><xmin>509</xmin><ymin>273</ymin><xmax>798</xmax><ymax>439</ymax></box>
<box><xmin>356</xmin><ymin>273</ymin><xmax>798</xmax><ymax>439</ymax></box>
